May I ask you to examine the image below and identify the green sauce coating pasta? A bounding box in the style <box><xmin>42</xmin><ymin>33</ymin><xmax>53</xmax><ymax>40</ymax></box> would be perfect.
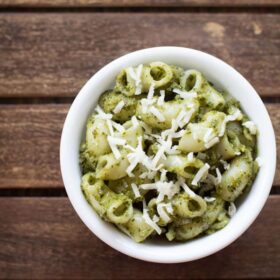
<box><xmin>80</xmin><ymin>62</ymin><xmax>259</xmax><ymax>243</ymax></box>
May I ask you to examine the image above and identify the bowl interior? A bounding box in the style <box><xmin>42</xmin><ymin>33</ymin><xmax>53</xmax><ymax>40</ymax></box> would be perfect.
<box><xmin>60</xmin><ymin>47</ymin><xmax>276</xmax><ymax>263</ymax></box>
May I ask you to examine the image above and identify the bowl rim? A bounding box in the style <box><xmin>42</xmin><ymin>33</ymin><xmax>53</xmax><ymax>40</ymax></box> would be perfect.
<box><xmin>60</xmin><ymin>46</ymin><xmax>276</xmax><ymax>263</ymax></box>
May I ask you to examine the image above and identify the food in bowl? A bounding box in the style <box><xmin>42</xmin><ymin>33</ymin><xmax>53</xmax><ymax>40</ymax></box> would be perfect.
<box><xmin>79</xmin><ymin>61</ymin><xmax>260</xmax><ymax>243</ymax></box>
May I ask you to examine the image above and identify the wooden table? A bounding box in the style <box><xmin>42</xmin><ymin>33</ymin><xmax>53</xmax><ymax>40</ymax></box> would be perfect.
<box><xmin>0</xmin><ymin>1</ymin><xmax>279</xmax><ymax>279</ymax></box>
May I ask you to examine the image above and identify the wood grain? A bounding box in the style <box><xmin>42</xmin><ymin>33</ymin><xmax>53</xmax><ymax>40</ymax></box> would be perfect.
<box><xmin>0</xmin><ymin>196</ymin><xmax>279</xmax><ymax>279</ymax></box>
<box><xmin>0</xmin><ymin>103</ymin><xmax>279</xmax><ymax>189</ymax></box>
<box><xmin>0</xmin><ymin>104</ymin><xmax>68</xmax><ymax>188</ymax></box>
<box><xmin>0</xmin><ymin>13</ymin><xmax>279</xmax><ymax>98</ymax></box>
<box><xmin>0</xmin><ymin>0</ymin><xmax>279</xmax><ymax>8</ymax></box>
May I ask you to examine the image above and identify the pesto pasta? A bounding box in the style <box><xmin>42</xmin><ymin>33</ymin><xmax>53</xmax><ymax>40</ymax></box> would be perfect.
<box><xmin>80</xmin><ymin>62</ymin><xmax>259</xmax><ymax>243</ymax></box>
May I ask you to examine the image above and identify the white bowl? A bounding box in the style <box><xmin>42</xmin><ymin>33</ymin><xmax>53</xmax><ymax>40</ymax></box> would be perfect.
<box><xmin>60</xmin><ymin>47</ymin><xmax>276</xmax><ymax>263</ymax></box>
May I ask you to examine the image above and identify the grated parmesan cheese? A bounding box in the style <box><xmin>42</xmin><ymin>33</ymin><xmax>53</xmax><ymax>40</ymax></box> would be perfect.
<box><xmin>139</xmin><ymin>170</ymin><xmax>157</xmax><ymax>180</ymax></box>
<box><xmin>107</xmin><ymin>136</ymin><xmax>126</xmax><ymax>159</ymax></box>
<box><xmin>220</xmin><ymin>159</ymin><xmax>230</xmax><ymax>170</ymax></box>
<box><xmin>204</xmin><ymin>196</ymin><xmax>216</xmax><ymax>203</ymax></box>
<box><xmin>157</xmin><ymin>203</ymin><xmax>172</xmax><ymax>223</ymax></box>
<box><xmin>127</xmin><ymin>64</ymin><xmax>143</xmax><ymax>95</ymax></box>
<box><xmin>203</xmin><ymin>128</ymin><xmax>214</xmax><ymax>143</ymax></box>
<box><xmin>131</xmin><ymin>183</ymin><xmax>141</xmax><ymax>198</ymax></box>
<box><xmin>141</xmin><ymin>121</ymin><xmax>152</xmax><ymax>134</ymax></box>
<box><xmin>215</xmin><ymin>167</ymin><xmax>222</xmax><ymax>184</ymax></box>
<box><xmin>205</xmin><ymin>137</ymin><xmax>219</xmax><ymax>149</ymax></box>
<box><xmin>219</xmin><ymin>109</ymin><xmax>243</xmax><ymax>137</ymax></box>
<box><xmin>139</xmin><ymin>181</ymin><xmax>180</xmax><ymax>204</ymax></box>
<box><xmin>126</xmin><ymin>137</ymin><xmax>153</xmax><ymax>177</ymax></box>
<box><xmin>113</xmin><ymin>100</ymin><xmax>125</xmax><ymax>114</ymax></box>
<box><xmin>95</xmin><ymin>105</ymin><xmax>113</xmax><ymax>120</ymax></box>
<box><xmin>181</xmin><ymin>183</ymin><xmax>196</xmax><ymax>198</ymax></box>
<box><xmin>226</xmin><ymin>108</ymin><xmax>242</xmax><ymax>122</ymax></box>
<box><xmin>106</xmin><ymin>119</ymin><xmax>114</xmax><ymax>136</ymax></box>
<box><xmin>157</xmin><ymin>90</ymin><xmax>165</xmax><ymax>106</ymax></box>
<box><xmin>112</xmin><ymin>121</ymin><xmax>125</xmax><ymax>133</ymax></box>
<box><xmin>147</xmin><ymin>83</ymin><xmax>155</xmax><ymax>100</ymax></box>
<box><xmin>131</xmin><ymin>116</ymin><xmax>139</xmax><ymax>129</ymax></box>
<box><xmin>142</xmin><ymin>200</ymin><xmax>161</xmax><ymax>234</ymax></box>
<box><xmin>173</xmin><ymin>88</ymin><xmax>197</xmax><ymax>99</ymax></box>
<box><xmin>228</xmin><ymin>202</ymin><xmax>236</xmax><ymax>217</ymax></box>
<box><xmin>187</xmin><ymin>152</ymin><xmax>194</xmax><ymax>161</ymax></box>
<box><xmin>160</xmin><ymin>169</ymin><xmax>167</xmax><ymax>182</ymax></box>
<box><xmin>150</xmin><ymin>106</ymin><xmax>165</xmax><ymax>122</ymax></box>
<box><xmin>192</xmin><ymin>163</ymin><xmax>210</xmax><ymax>186</ymax></box>
<box><xmin>242</xmin><ymin>121</ymin><xmax>257</xmax><ymax>135</ymax></box>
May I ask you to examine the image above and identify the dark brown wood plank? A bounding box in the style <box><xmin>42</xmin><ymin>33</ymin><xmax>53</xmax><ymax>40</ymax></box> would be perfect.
<box><xmin>0</xmin><ymin>196</ymin><xmax>279</xmax><ymax>279</ymax></box>
<box><xmin>0</xmin><ymin>104</ymin><xmax>68</xmax><ymax>188</ymax></box>
<box><xmin>0</xmin><ymin>0</ymin><xmax>279</xmax><ymax>8</ymax></box>
<box><xmin>0</xmin><ymin>13</ymin><xmax>279</xmax><ymax>98</ymax></box>
<box><xmin>0</xmin><ymin>103</ymin><xmax>279</xmax><ymax>189</ymax></box>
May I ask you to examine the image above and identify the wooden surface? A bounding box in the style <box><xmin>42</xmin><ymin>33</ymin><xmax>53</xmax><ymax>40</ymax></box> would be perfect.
<box><xmin>0</xmin><ymin>0</ymin><xmax>280</xmax><ymax>8</ymax></box>
<box><xmin>0</xmin><ymin>1</ymin><xmax>279</xmax><ymax>279</ymax></box>
<box><xmin>0</xmin><ymin>13</ymin><xmax>279</xmax><ymax>98</ymax></box>
<box><xmin>0</xmin><ymin>197</ymin><xmax>280</xmax><ymax>279</ymax></box>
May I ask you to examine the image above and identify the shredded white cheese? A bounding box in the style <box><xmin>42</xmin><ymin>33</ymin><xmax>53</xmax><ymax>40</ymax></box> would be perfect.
<box><xmin>113</xmin><ymin>100</ymin><xmax>125</xmax><ymax>114</ymax></box>
<box><xmin>220</xmin><ymin>159</ymin><xmax>230</xmax><ymax>170</ymax></box>
<box><xmin>160</xmin><ymin>169</ymin><xmax>167</xmax><ymax>182</ymax></box>
<box><xmin>112</xmin><ymin>121</ymin><xmax>125</xmax><ymax>133</ymax></box>
<box><xmin>157</xmin><ymin>203</ymin><xmax>172</xmax><ymax>223</ymax></box>
<box><xmin>204</xmin><ymin>196</ymin><xmax>216</xmax><ymax>203</ymax></box>
<box><xmin>152</xmin><ymin>145</ymin><xmax>166</xmax><ymax>168</ymax></box>
<box><xmin>181</xmin><ymin>183</ymin><xmax>196</xmax><ymax>198</ymax></box>
<box><xmin>143</xmin><ymin>208</ymin><xmax>162</xmax><ymax>234</ymax></box>
<box><xmin>139</xmin><ymin>170</ymin><xmax>157</xmax><ymax>180</ymax></box>
<box><xmin>131</xmin><ymin>183</ymin><xmax>141</xmax><ymax>198</ymax></box>
<box><xmin>187</xmin><ymin>152</ymin><xmax>194</xmax><ymax>161</ymax></box>
<box><xmin>131</xmin><ymin>116</ymin><xmax>139</xmax><ymax>129</ymax></box>
<box><xmin>107</xmin><ymin>136</ymin><xmax>126</xmax><ymax>159</ymax></box>
<box><xmin>141</xmin><ymin>121</ymin><xmax>152</xmax><ymax>134</ymax></box>
<box><xmin>205</xmin><ymin>137</ymin><xmax>219</xmax><ymax>149</ymax></box>
<box><xmin>242</xmin><ymin>121</ymin><xmax>257</xmax><ymax>135</ymax></box>
<box><xmin>126</xmin><ymin>137</ymin><xmax>153</xmax><ymax>177</ymax></box>
<box><xmin>95</xmin><ymin>105</ymin><xmax>112</xmax><ymax>120</ymax></box>
<box><xmin>142</xmin><ymin>200</ymin><xmax>161</xmax><ymax>234</ymax></box>
<box><xmin>203</xmin><ymin>128</ymin><xmax>214</xmax><ymax>143</ymax></box>
<box><xmin>215</xmin><ymin>168</ymin><xmax>222</xmax><ymax>184</ymax></box>
<box><xmin>226</xmin><ymin>108</ymin><xmax>242</xmax><ymax>122</ymax></box>
<box><xmin>150</xmin><ymin>106</ymin><xmax>165</xmax><ymax>122</ymax></box>
<box><xmin>219</xmin><ymin>109</ymin><xmax>243</xmax><ymax>137</ymax></box>
<box><xmin>106</xmin><ymin>119</ymin><xmax>114</xmax><ymax>136</ymax></box>
<box><xmin>173</xmin><ymin>88</ymin><xmax>197</xmax><ymax>99</ymax></box>
<box><xmin>228</xmin><ymin>202</ymin><xmax>236</xmax><ymax>217</ymax></box>
<box><xmin>157</xmin><ymin>90</ymin><xmax>165</xmax><ymax>106</ymax></box>
<box><xmin>127</xmin><ymin>64</ymin><xmax>143</xmax><ymax>95</ymax></box>
<box><xmin>147</xmin><ymin>83</ymin><xmax>155</xmax><ymax>100</ymax></box>
<box><xmin>139</xmin><ymin>181</ymin><xmax>179</xmax><ymax>204</ymax></box>
<box><xmin>192</xmin><ymin>163</ymin><xmax>210</xmax><ymax>186</ymax></box>
<box><xmin>178</xmin><ymin>109</ymin><xmax>195</xmax><ymax>128</ymax></box>
<box><xmin>219</xmin><ymin>119</ymin><xmax>227</xmax><ymax>137</ymax></box>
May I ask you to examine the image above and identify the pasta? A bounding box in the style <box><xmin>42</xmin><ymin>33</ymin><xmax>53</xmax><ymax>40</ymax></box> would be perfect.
<box><xmin>80</xmin><ymin>62</ymin><xmax>259</xmax><ymax>243</ymax></box>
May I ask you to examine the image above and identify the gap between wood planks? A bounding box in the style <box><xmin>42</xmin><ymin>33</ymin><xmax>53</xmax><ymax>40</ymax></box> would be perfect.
<box><xmin>0</xmin><ymin>96</ymin><xmax>280</xmax><ymax>105</ymax></box>
<box><xmin>0</xmin><ymin>6</ymin><xmax>279</xmax><ymax>13</ymax></box>
<box><xmin>0</xmin><ymin>187</ymin><xmax>279</xmax><ymax>197</ymax></box>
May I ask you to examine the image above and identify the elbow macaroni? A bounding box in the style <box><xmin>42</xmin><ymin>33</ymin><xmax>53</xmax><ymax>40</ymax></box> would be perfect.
<box><xmin>80</xmin><ymin>62</ymin><xmax>259</xmax><ymax>242</ymax></box>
